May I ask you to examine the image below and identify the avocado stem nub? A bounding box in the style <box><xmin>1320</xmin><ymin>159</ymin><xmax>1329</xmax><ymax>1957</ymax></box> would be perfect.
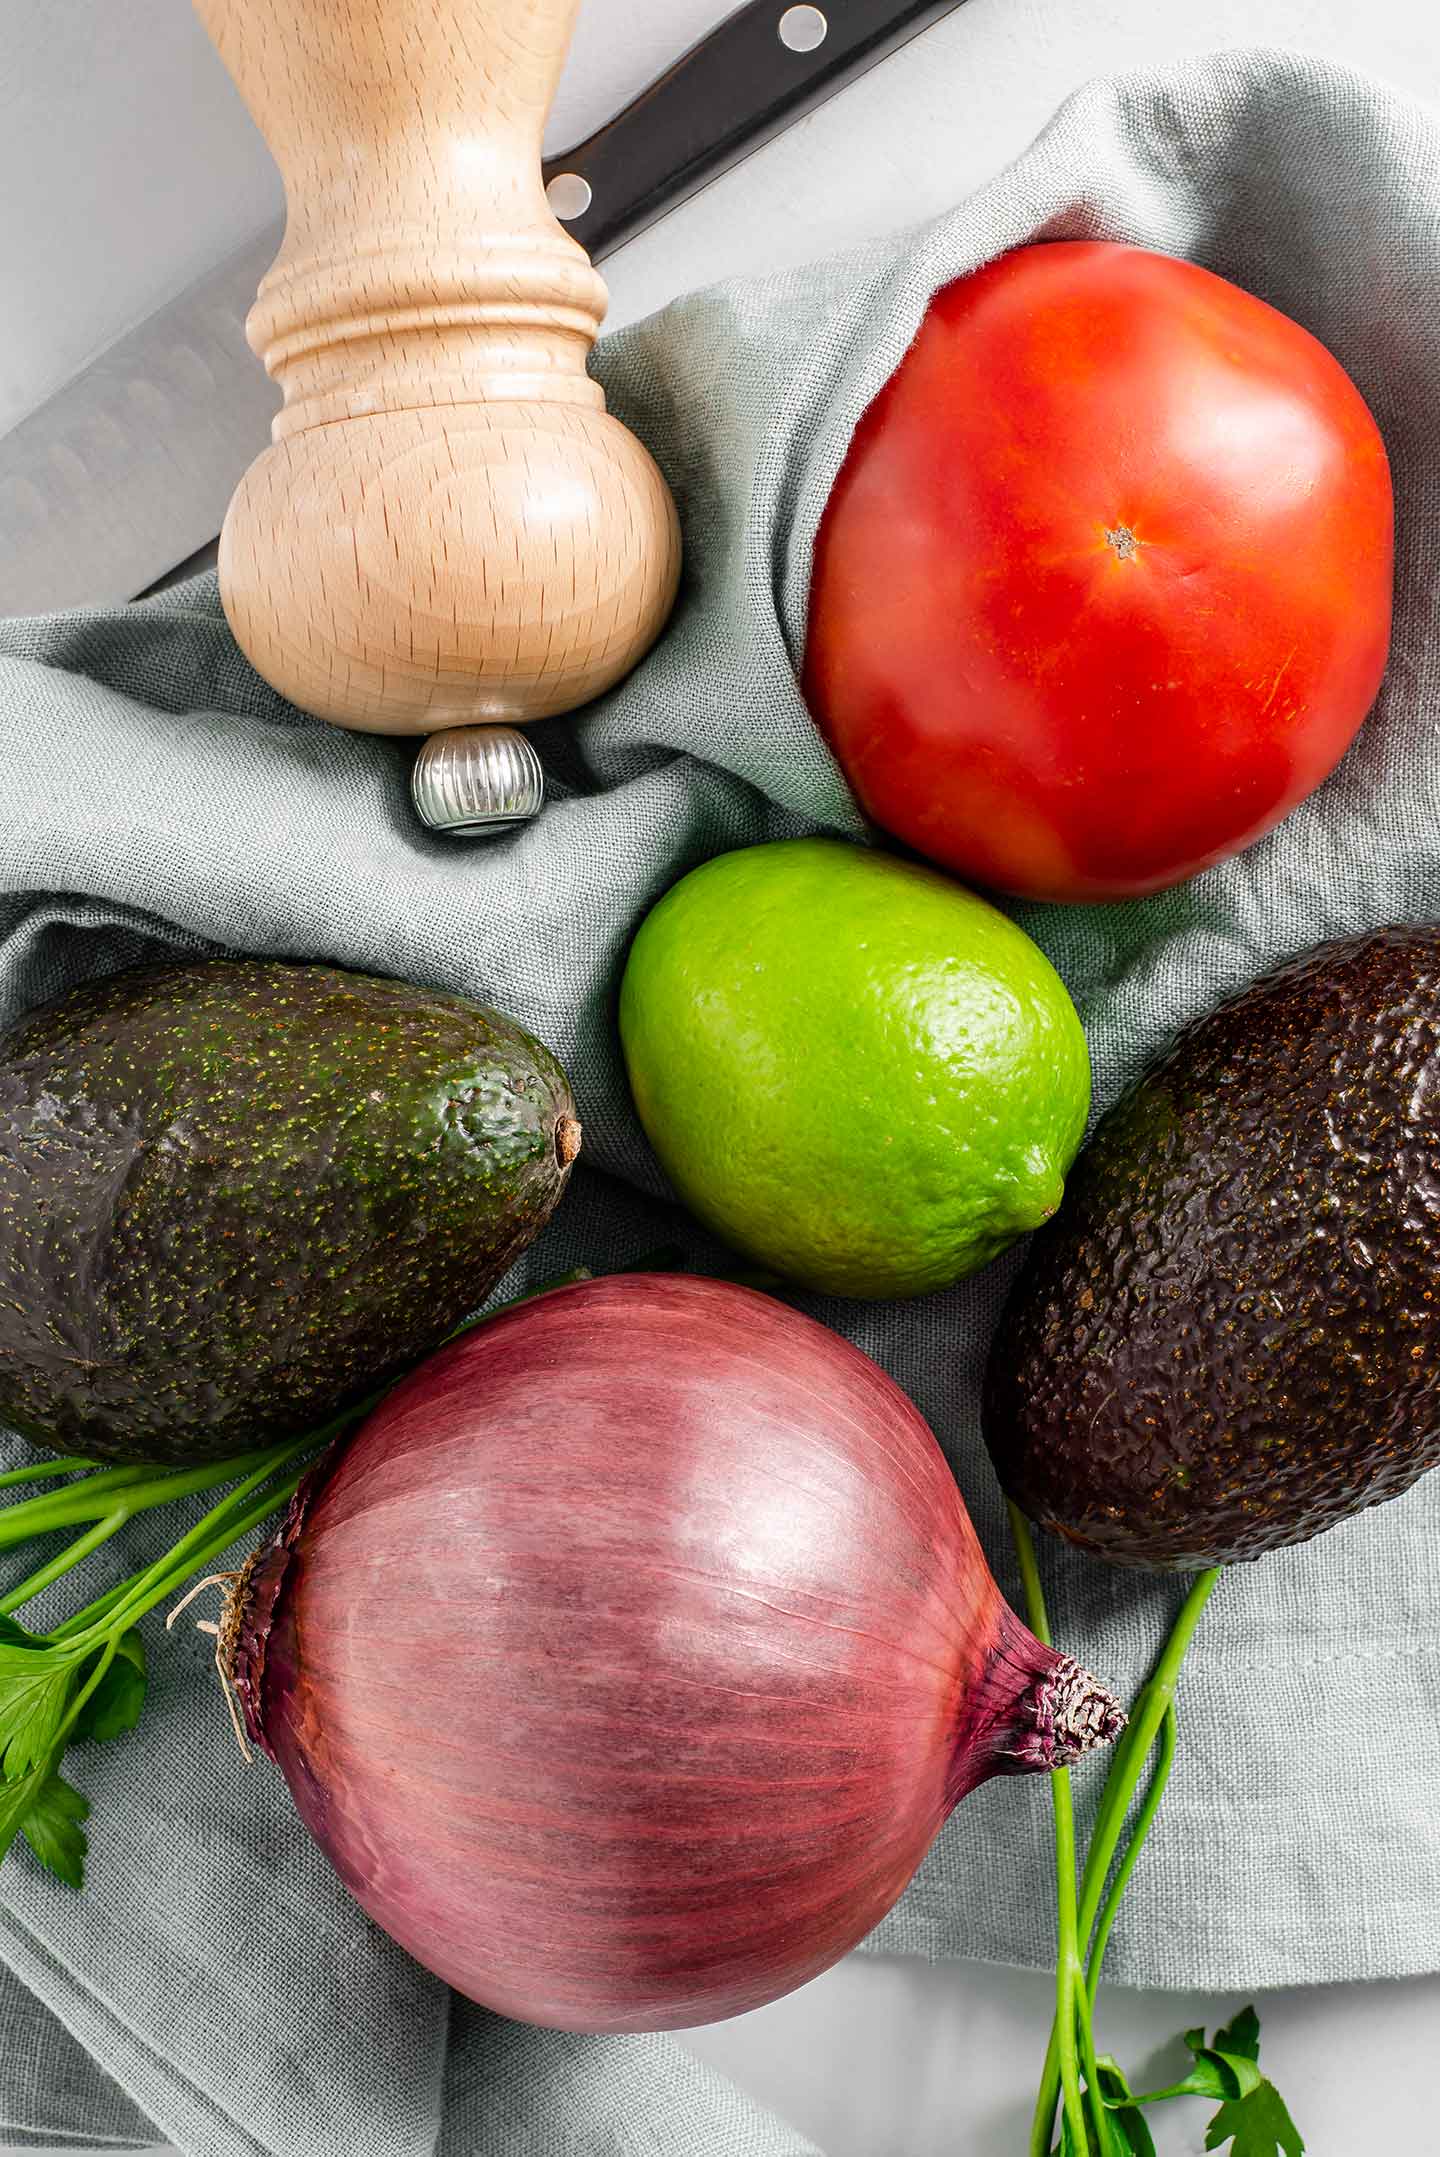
<box><xmin>556</xmin><ymin>1115</ymin><xmax>582</xmax><ymax>1168</ymax></box>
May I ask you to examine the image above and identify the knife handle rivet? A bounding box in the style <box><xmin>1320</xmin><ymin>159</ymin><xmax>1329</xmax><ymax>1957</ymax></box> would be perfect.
<box><xmin>546</xmin><ymin>171</ymin><xmax>594</xmax><ymax>222</ymax></box>
<box><xmin>778</xmin><ymin>4</ymin><xmax>827</xmax><ymax>51</ymax></box>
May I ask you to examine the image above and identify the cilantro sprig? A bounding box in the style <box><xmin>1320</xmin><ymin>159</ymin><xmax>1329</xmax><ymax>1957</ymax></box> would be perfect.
<box><xmin>0</xmin><ymin>1439</ymin><xmax>322</xmax><ymax>1887</ymax></box>
<box><xmin>1069</xmin><ymin>2009</ymin><xmax>1304</xmax><ymax>2157</ymax></box>
<box><xmin>1191</xmin><ymin>2009</ymin><xmax>1305</xmax><ymax>2157</ymax></box>
<box><xmin>1008</xmin><ymin>1507</ymin><xmax>1307</xmax><ymax>2157</ymax></box>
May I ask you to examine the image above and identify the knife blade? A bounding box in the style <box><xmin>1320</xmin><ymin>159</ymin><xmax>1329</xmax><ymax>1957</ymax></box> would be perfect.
<box><xmin>1</xmin><ymin>0</ymin><xmax>974</xmax><ymax>615</ymax></box>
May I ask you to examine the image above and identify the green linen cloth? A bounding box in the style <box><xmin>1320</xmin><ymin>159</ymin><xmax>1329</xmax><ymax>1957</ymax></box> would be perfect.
<box><xmin>1</xmin><ymin>44</ymin><xmax>1438</xmax><ymax>2157</ymax></box>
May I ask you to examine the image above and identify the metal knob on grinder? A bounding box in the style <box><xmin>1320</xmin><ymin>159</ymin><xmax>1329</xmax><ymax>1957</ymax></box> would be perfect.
<box><xmin>411</xmin><ymin>728</ymin><xmax>547</xmax><ymax>838</ymax></box>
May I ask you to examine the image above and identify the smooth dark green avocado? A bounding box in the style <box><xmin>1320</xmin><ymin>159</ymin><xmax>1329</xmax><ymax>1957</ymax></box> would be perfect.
<box><xmin>983</xmin><ymin>927</ymin><xmax>1440</xmax><ymax>1568</ymax></box>
<box><xmin>0</xmin><ymin>959</ymin><xmax>581</xmax><ymax>1465</ymax></box>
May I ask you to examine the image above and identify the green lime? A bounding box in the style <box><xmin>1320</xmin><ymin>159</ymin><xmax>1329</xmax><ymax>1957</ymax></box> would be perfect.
<box><xmin>619</xmin><ymin>838</ymin><xmax>1090</xmax><ymax>1298</ymax></box>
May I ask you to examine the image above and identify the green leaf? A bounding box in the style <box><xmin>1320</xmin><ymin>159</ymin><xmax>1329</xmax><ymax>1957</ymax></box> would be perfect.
<box><xmin>1122</xmin><ymin>2041</ymin><xmax>1264</xmax><ymax>2111</ymax></box>
<box><xmin>1184</xmin><ymin>2049</ymin><xmax>1264</xmax><ymax>2103</ymax></box>
<box><xmin>0</xmin><ymin>1758</ymin><xmax>51</xmax><ymax>1863</ymax></box>
<box><xmin>0</xmin><ymin>1640</ymin><xmax>79</xmax><ymax>1779</ymax></box>
<box><xmin>1213</xmin><ymin>2005</ymin><xmax>1262</xmax><ymax>2064</ymax></box>
<box><xmin>1095</xmin><ymin>2058</ymin><xmax>1158</xmax><ymax>2157</ymax></box>
<box><xmin>0</xmin><ymin>1615</ymin><xmax>38</xmax><ymax>1649</ymax></box>
<box><xmin>1180</xmin><ymin>2025</ymin><xmax>1264</xmax><ymax>2102</ymax></box>
<box><xmin>1204</xmin><ymin>2078</ymin><xmax>1305</xmax><ymax>2157</ymax></box>
<box><xmin>1105</xmin><ymin>2109</ymin><xmax>1158</xmax><ymax>2157</ymax></box>
<box><xmin>18</xmin><ymin>1771</ymin><xmax>89</xmax><ymax>1891</ymax></box>
<box><xmin>71</xmin><ymin>1632</ymin><xmax>147</xmax><ymax>1745</ymax></box>
<box><xmin>0</xmin><ymin>1757</ymin><xmax>88</xmax><ymax>1888</ymax></box>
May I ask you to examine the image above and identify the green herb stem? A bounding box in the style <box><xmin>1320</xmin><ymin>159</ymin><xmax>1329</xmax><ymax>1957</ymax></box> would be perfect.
<box><xmin>1074</xmin><ymin>1569</ymin><xmax>1222</xmax><ymax>1957</ymax></box>
<box><xmin>131</xmin><ymin>1466</ymin><xmax>315</xmax><ymax>1630</ymax></box>
<box><xmin>1119</xmin><ymin>2075</ymin><xmax>1215</xmax><ymax>2110</ymax></box>
<box><xmin>0</xmin><ymin>1515</ymin><xmax>130</xmax><ymax>1620</ymax></box>
<box><xmin>1032</xmin><ymin>2029</ymin><xmax>1062</xmax><ymax>2156</ymax></box>
<box><xmin>1007</xmin><ymin>1501</ymin><xmax>1051</xmax><ymax>1650</ymax></box>
<box><xmin>81</xmin><ymin>1447</ymin><xmax>319</xmax><ymax>1649</ymax></box>
<box><xmin>1</xmin><ymin>1440</ymin><xmax>321</xmax><ymax>1679</ymax></box>
<box><xmin>50</xmin><ymin>1635</ymin><xmax>121</xmax><ymax>1751</ymax></box>
<box><xmin>0</xmin><ymin>1458</ymin><xmax>98</xmax><ymax>1491</ymax></box>
<box><xmin>1010</xmin><ymin>1520</ymin><xmax>1222</xmax><ymax>2157</ymax></box>
<box><xmin>24</xmin><ymin>1459</ymin><xmax>316</xmax><ymax>1712</ymax></box>
<box><xmin>1084</xmin><ymin>1703</ymin><xmax>1178</xmax><ymax>2004</ymax></box>
<box><xmin>52</xmin><ymin>1581</ymin><xmax>134</xmax><ymax>1641</ymax></box>
<box><xmin>0</xmin><ymin>1465</ymin><xmax>158</xmax><ymax>1545</ymax></box>
<box><xmin>1009</xmin><ymin>1505</ymin><xmax>1104</xmax><ymax>2157</ymax></box>
<box><xmin>1055</xmin><ymin>1754</ymin><xmax>1112</xmax><ymax>2156</ymax></box>
<box><xmin>0</xmin><ymin>1451</ymin><xmax>298</xmax><ymax>1551</ymax></box>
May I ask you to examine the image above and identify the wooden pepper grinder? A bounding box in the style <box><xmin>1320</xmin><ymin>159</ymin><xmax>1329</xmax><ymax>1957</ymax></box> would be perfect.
<box><xmin>194</xmin><ymin>0</ymin><xmax>682</xmax><ymax>833</ymax></box>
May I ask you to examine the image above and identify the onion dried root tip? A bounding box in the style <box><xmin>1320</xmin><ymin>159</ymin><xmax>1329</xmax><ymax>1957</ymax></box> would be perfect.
<box><xmin>1034</xmin><ymin>1653</ymin><xmax>1126</xmax><ymax>1768</ymax></box>
<box><xmin>989</xmin><ymin>1649</ymin><xmax>1127</xmax><ymax>1775</ymax></box>
<box><xmin>165</xmin><ymin>1550</ymin><xmax>265</xmax><ymax>1763</ymax></box>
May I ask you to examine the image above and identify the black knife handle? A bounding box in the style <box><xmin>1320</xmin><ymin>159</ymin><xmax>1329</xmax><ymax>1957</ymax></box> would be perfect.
<box><xmin>541</xmin><ymin>0</ymin><xmax>971</xmax><ymax>263</ymax></box>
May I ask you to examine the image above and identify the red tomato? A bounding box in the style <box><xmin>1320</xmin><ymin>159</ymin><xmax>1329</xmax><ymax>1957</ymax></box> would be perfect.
<box><xmin>803</xmin><ymin>242</ymin><xmax>1394</xmax><ymax>902</ymax></box>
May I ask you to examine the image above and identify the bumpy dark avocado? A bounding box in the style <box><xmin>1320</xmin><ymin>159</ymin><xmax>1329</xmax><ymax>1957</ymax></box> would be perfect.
<box><xmin>983</xmin><ymin>927</ymin><xmax>1440</xmax><ymax>1568</ymax></box>
<box><xmin>0</xmin><ymin>959</ymin><xmax>581</xmax><ymax>1465</ymax></box>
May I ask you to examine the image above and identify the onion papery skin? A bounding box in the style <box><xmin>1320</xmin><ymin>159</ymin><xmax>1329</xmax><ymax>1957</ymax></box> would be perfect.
<box><xmin>236</xmin><ymin>1275</ymin><xmax>1118</xmax><ymax>2031</ymax></box>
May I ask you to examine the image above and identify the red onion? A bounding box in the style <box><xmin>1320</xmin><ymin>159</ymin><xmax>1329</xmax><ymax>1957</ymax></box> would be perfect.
<box><xmin>233</xmin><ymin>1275</ymin><xmax>1121</xmax><ymax>2031</ymax></box>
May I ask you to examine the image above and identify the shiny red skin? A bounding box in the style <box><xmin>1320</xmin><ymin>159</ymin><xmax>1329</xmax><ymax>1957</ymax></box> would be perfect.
<box><xmin>804</xmin><ymin>240</ymin><xmax>1394</xmax><ymax>901</ymax></box>
<box><xmin>238</xmin><ymin>1274</ymin><xmax>1087</xmax><ymax>2032</ymax></box>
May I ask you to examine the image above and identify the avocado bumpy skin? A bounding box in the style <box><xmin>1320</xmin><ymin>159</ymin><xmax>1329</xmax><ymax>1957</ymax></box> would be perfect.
<box><xmin>983</xmin><ymin>926</ymin><xmax>1440</xmax><ymax>1568</ymax></box>
<box><xmin>0</xmin><ymin>959</ymin><xmax>579</xmax><ymax>1465</ymax></box>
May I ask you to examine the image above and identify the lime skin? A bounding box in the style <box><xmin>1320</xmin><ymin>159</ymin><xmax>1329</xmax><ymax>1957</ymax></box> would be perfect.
<box><xmin>619</xmin><ymin>839</ymin><xmax>1091</xmax><ymax>1298</ymax></box>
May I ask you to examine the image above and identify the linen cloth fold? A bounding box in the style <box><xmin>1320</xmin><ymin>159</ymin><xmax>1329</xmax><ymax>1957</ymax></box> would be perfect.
<box><xmin>1</xmin><ymin>45</ymin><xmax>1438</xmax><ymax>2157</ymax></box>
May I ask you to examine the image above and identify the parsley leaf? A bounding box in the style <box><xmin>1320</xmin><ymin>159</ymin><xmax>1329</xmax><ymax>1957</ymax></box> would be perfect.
<box><xmin>1204</xmin><ymin>2078</ymin><xmax>1305</xmax><ymax>2157</ymax></box>
<box><xmin>17</xmin><ymin>1771</ymin><xmax>90</xmax><ymax>1891</ymax></box>
<box><xmin>1178</xmin><ymin>2026</ymin><xmax>1264</xmax><ymax>2104</ymax></box>
<box><xmin>0</xmin><ymin>1631</ymin><xmax>143</xmax><ymax>1891</ymax></box>
<box><xmin>0</xmin><ymin>1638</ymin><xmax>80</xmax><ymax>1780</ymax></box>
<box><xmin>71</xmin><ymin>1632</ymin><xmax>147</xmax><ymax>1746</ymax></box>
<box><xmin>0</xmin><ymin>1758</ymin><xmax>51</xmax><ymax>1862</ymax></box>
<box><xmin>1177</xmin><ymin>2009</ymin><xmax>1304</xmax><ymax>2157</ymax></box>
<box><xmin>1094</xmin><ymin>2057</ymin><xmax>1158</xmax><ymax>2157</ymax></box>
<box><xmin>1213</xmin><ymin>2006</ymin><xmax>1262</xmax><ymax>2063</ymax></box>
<box><xmin>0</xmin><ymin>1755</ymin><xmax>89</xmax><ymax>1888</ymax></box>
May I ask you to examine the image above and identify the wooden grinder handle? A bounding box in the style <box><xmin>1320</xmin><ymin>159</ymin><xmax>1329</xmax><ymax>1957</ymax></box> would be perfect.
<box><xmin>194</xmin><ymin>0</ymin><xmax>681</xmax><ymax>737</ymax></box>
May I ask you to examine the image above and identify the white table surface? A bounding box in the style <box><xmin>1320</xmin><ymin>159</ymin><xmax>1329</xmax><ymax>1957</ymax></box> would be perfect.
<box><xmin>3</xmin><ymin>0</ymin><xmax>1439</xmax><ymax>2151</ymax></box>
